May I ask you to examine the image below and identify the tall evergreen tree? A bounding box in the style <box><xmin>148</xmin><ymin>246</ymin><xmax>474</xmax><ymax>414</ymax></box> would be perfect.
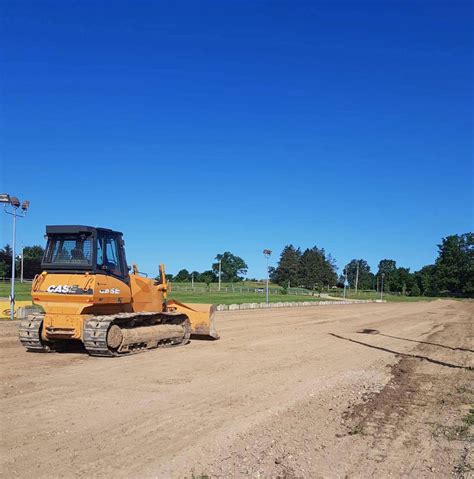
<box><xmin>299</xmin><ymin>247</ymin><xmax>337</xmax><ymax>290</ymax></box>
<box><xmin>299</xmin><ymin>248</ymin><xmax>320</xmax><ymax>290</ymax></box>
<box><xmin>321</xmin><ymin>250</ymin><xmax>338</xmax><ymax>287</ymax></box>
<box><xmin>271</xmin><ymin>245</ymin><xmax>301</xmax><ymax>287</ymax></box>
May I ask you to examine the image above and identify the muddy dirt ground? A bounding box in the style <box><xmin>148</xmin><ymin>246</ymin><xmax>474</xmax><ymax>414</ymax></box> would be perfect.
<box><xmin>0</xmin><ymin>301</ymin><xmax>472</xmax><ymax>478</ymax></box>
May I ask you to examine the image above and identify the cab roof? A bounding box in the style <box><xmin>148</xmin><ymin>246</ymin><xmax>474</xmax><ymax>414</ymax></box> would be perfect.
<box><xmin>46</xmin><ymin>225</ymin><xmax>123</xmax><ymax>236</ymax></box>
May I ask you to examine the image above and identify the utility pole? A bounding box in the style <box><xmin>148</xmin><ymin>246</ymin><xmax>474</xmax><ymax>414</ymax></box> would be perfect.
<box><xmin>355</xmin><ymin>261</ymin><xmax>359</xmax><ymax>295</ymax></box>
<box><xmin>191</xmin><ymin>272</ymin><xmax>194</xmax><ymax>290</ymax></box>
<box><xmin>1</xmin><ymin>194</ymin><xmax>30</xmax><ymax>320</ymax></box>
<box><xmin>381</xmin><ymin>273</ymin><xmax>385</xmax><ymax>300</ymax></box>
<box><xmin>263</xmin><ymin>249</ymin><xmax>272</xmax><ymax>304</ymax></box>
<box><xmin>218</xmin><ymin>259</ymin><xmax>222</xmax><ymax>291</ymax></box>
<box><xmin>20</xmin><ymin>245</ymin><xmax>24</xmax><ymax>283</ymax></box>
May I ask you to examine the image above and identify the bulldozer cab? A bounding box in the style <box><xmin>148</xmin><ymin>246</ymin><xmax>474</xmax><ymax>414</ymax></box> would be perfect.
<box><xmin>42</xmin><ymin>225</ymin><xmax>129</xmax><ymax>282</ymax></box>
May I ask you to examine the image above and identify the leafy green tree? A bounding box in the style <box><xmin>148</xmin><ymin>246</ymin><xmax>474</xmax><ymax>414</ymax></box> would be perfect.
<box><xmin>270</xmin><ymin>245</ymin><xmax>301</xmax><ymax>287</ymax></box>
<box><xmin>198</xmin><ymin>270</ymin><xmax>217</xmax><ymax>286</ymax></box>
<box><xmin>174</xmin><ymin>269</ymin><xmax>191</xmax><ymax>282</ymax></box>
<box><xmin>415</xmin><ymin>265</ymin><xmax>438</xmax><ymax>296</ymax></box>
<box><xmin>0</xmin><ymin>261</ymin><xmax>7</xmax><ymax>279</ymax></box>
<box><xmin>18</xmin><ymin>245</ymin><xmax>44</xmax><ymax>279</ymax></box>
<box><xmin>410</xmin><ymin>281</ymin><xmax>421</xmax><ymax>296</ymax></box>
<box><xmin>0</xmin><ymin>245</ymin><xmax>12</xmax><ymax>277</ymax></box>
<box><xmin>344</xmin><ymin>259</ymin><xmax>373</xmax><ymax>290</ymax></box>
<box><xmin>434</xmin><ymin>233</ymin><xmax>474</xmax><ymax>297</ymax></box>
<box><xmin>396</xmin><ymin>267</ymin><xmax>413</xmax><ymax>295</ymax></box>
<box><xmin>377</xmin><ymin>259</ymin><xmax>398</xmax><ymax>292</ymax></box>
<box><xmin>154</xmin><ymin>273</ymin><xmax>173</xmax><ymax>282</ymax></box>
<box><xmin>212</xmin><ymin>252</ymin><xmax>248</xmax><ymax>282</ymax></box>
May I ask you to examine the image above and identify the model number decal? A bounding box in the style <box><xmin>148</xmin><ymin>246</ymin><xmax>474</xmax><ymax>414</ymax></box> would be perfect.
<box><xmin>99</xmin><ymin>288</ymin><xmax>120</xmax><ymax>294</ymax></box>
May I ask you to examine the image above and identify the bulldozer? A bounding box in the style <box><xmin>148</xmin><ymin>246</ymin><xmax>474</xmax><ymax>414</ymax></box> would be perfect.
<box><xmin>19</xmin><ymin>225</ymin><xmax>219</xmax><ymax>357</ymax></box>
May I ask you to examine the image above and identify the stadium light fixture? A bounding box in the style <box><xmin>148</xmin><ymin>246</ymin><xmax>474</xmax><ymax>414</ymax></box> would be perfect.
<box><xmin>9</xmin><ymin>196</ymin><xmax>21</xmax><ymax>208</ymax></box>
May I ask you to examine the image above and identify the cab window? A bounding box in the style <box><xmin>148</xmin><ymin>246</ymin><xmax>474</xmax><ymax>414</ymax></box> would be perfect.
<box><xmin>105</xmin><ymin>236</ymin><xmax>121</xmax><ymax>276</ymax></box>
<box><xmin>96</xmin><ymin>237</ymin><xmax>104</xmax><ymax>267</ymax></box>
<box><xmin>45</xmin><ymin>236</ymin><xmax>92</xmax><ymax>265</ymax></box>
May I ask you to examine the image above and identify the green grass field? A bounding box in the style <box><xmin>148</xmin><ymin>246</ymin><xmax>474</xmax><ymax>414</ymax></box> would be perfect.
<box><xmin>0</xmin><ymin>282</ymin><xmax>325</xmax><ymax>305</ymax></box>
<box><xmin>0</xmin><ymin>281</ymin><xmax>439</xmax><ymax>304</ymax></box>
<box><xmin>169</xmin><ymin>291</ymin><xmax>324</xmax><ymax>305</ymax></box>
<box><xmin>170</xmin><ymin>281</ymin><xmax>286</xmax><ymax>292</ymax></box>
<box><xmin>0</xmin><ymin>282</ymin><xmax>32</xmax><ymax>300</ymax></box>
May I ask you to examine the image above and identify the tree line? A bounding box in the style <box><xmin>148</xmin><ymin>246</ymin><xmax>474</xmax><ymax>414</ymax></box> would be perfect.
<box><xmin>270</xmin><ymin>233</ymin><xmax>473</xmax><ymax>297</ymax></box>
<box><xmin>269</xmin><ymin>246</ymin><xmax>337</xmax><ymax>290</ymax></box>
<box><xmin>0</xmin><ymin>245</ymin><xmax>44</xmax><ymax>279</ymax></box>
<box><xmin>1</xmin><ymin>232</ymin><xmax>472</xmax><ymax>298</ymax></box>
<box><xmin>167</xmin><ymin>251</ymin><xmax>249</xmax><ymax>285</ymax></box>
<box><xmin>0</xmin><ymin>246</ymin><xmax>250</xmax><ymax>285</ymax></box>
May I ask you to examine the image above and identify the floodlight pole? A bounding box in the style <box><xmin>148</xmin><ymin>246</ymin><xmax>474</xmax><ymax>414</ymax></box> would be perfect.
<box><xmin>381</xmin><ymin>273</ymin><xmax>385</xmax><ymax>301</ymax></box>
<box><xmin>2</xmin><ymin>196</ymin><xmax>29</xmax><ymax>321</ymax></box>
<box><xmin>266</xmin><ymin>260</ymin><xmax>269</xmax><ymax>304</ymax></box>
<box><xmin>10</xmin><ymin>211</ymin><xmax>17</xmax><ymax>320</ymax></box>
<box><xmin>263</xmin><ymin>249</ymin><xmax>272</xmax><ymax>304</ymax></box>
<box><xmin>218</xmin><ymin>260</ymin><xmax>222</xmax><ymax>291</ymax></box>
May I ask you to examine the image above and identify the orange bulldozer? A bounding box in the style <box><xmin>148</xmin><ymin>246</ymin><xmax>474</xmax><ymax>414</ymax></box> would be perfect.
<box><xmin>19</xmin><ymin>225</ymin><xmax>219</xmax><ymax>357</ymax></box>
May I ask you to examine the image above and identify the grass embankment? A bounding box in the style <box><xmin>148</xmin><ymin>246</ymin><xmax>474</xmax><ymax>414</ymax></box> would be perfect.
<box><xmin>0</xmin><ymin>282</ymin><xmax>440</xmax><ymax>304</ymax></box>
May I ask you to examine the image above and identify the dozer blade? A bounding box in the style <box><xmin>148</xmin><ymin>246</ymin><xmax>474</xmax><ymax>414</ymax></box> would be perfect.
<box><xmin>166</xmin><ymin>300</ymin><xmax>219</xmax><ymax>340</ymax></box>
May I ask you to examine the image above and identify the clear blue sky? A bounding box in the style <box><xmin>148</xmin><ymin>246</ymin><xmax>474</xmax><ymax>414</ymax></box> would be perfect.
<box><xmin>1</xmin><ymin>1</ymin><xmax>472</xmax><ymax>278</ymax></box>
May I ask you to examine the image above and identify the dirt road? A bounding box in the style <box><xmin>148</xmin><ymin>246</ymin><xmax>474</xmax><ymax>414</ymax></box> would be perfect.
<box><xmin>1</xmin><ymin>301</ymin><xmax>472</xmax><ymax>478</ymax></box>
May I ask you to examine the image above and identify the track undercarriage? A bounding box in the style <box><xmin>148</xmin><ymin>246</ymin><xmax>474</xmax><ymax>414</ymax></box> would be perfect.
<box><xmin>19</xmin><ymin>312</ymin><xmax>191</xmax><ymax>357</ymax></box>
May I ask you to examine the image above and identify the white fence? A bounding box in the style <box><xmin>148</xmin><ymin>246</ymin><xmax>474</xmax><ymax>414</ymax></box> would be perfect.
<box><xmin>170</xmin><ymin>284</ymin><xmax>318</xmax><ymax>296</ymax></box>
